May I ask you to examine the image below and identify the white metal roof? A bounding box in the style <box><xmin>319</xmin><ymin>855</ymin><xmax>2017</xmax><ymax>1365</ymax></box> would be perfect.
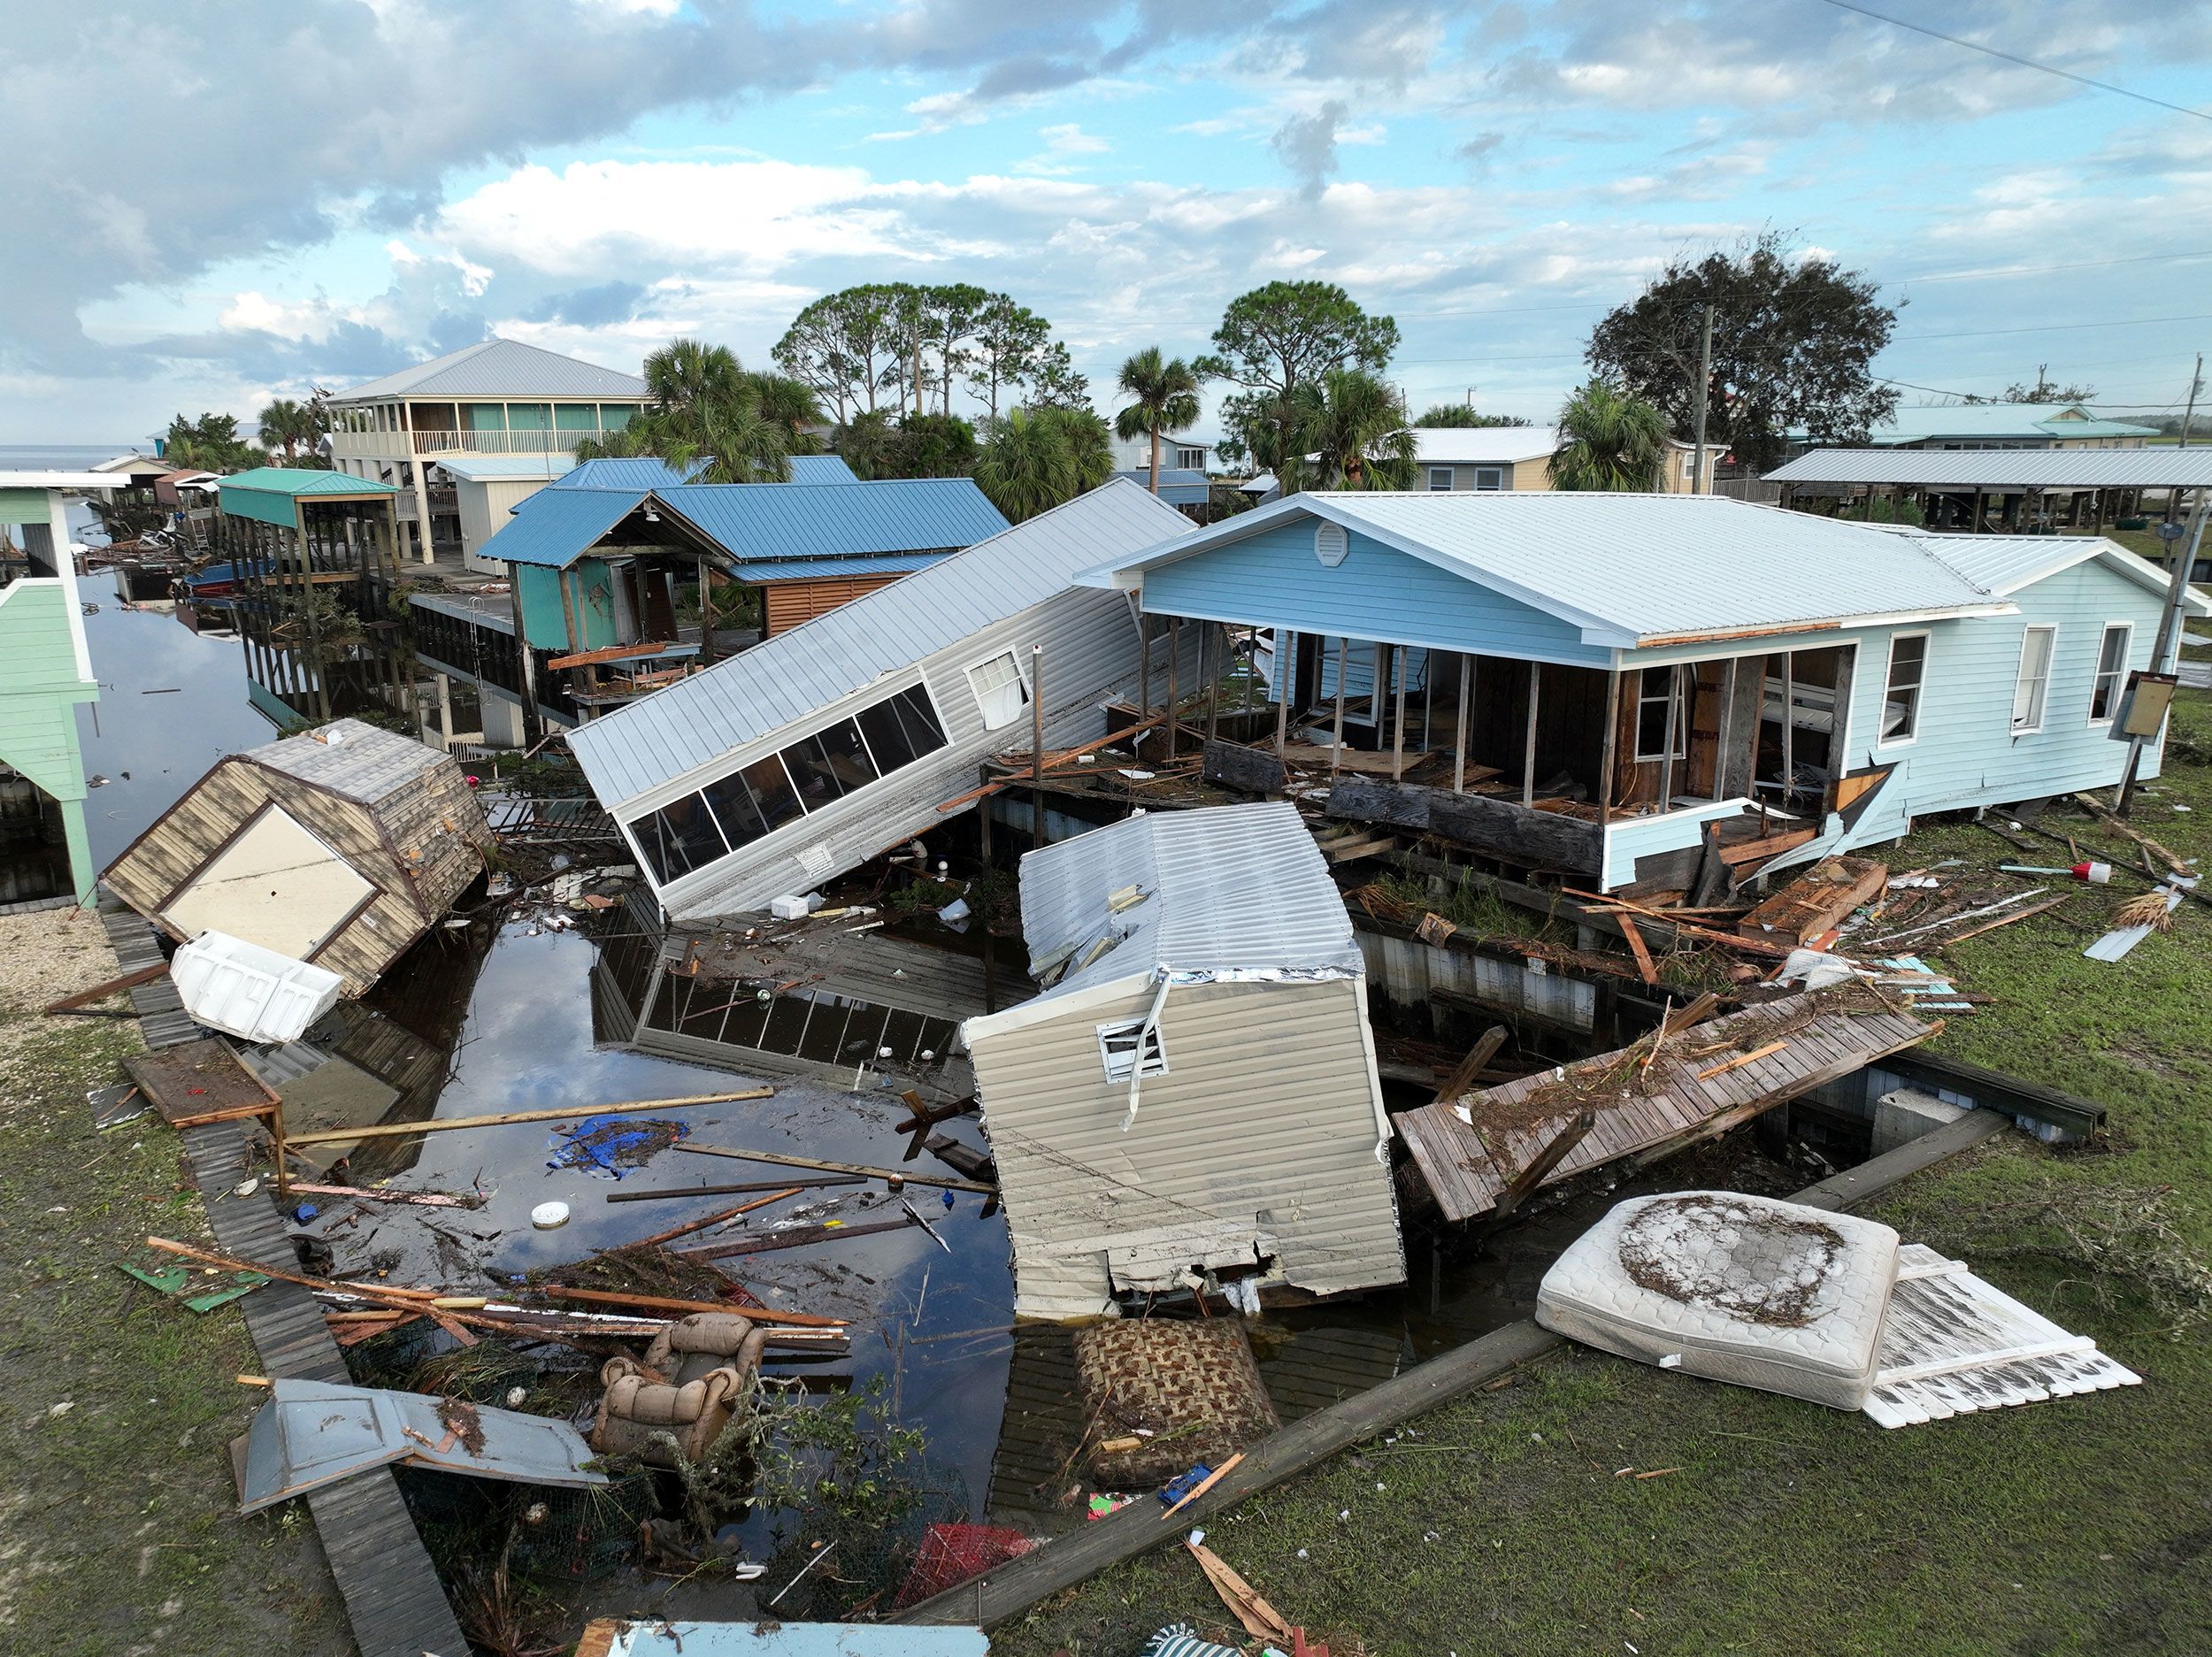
<box><xmin>0</xmin><ymin>471</ymin><xmax>125</xmax><ymax>490</ymax></box>
<box><xmin>1900</xmin><ymin>530</ymin><xmax>2210</xmax><ymax>612</ymax></box>
<box><xmin>1408</xmin><ymin>426</ymin><xmax>1559</xmax><ymax>464</ymax></box>
<box><xmin>434</xmin><ymin>455</ymin><xmax>576</xmax><ymax>482</ymax></box>
<box><xmin>332</xmin><ymin>338</ymin><xmax>648</xmax><ymax>403</ymax></box>
<box><xmin>997</xmin><ymin>801</ymin><xmax>1364</xmax><ymax>1015</ymax></box>
<box><xmin>1769</xmin><ymin>448</ymin><xmax>2212</xmax><ymax>488</ymax></box>
<box><xmin>565</xmin><ymin>479</ymin><xmax>1193</xmax><ymax>809</ymax></box>
<box><xmin>1090</xmin><ymin>491</ymin><xmax>2016</xmax><ymax>647</ymax></box>
<box><xmin>1869</xmin><ymin>403</ymin><xmax>2157</xmax><ymax>442</ymax></box>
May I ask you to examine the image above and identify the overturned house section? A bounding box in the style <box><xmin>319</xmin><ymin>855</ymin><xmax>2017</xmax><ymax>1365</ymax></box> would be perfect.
<box><xmin>566</xmin><ymin>479</ymin><xmax>1198</xmax><ymax>921</ymax></box>
<box><xmin>104</xmin><ymin>718</ymin><xmax>494</xmax><ymax>994</ymax></box>
<box><xmin>963</xmin><ymin>801</ymin><xmax>1405</xmax><ymax>1321</ymax></box>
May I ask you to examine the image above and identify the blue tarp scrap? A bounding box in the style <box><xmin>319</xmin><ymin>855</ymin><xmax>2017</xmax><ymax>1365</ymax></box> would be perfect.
<box><xmin>548</xmin><ymin>1115</ymin><xmax>690</xmax><ymax>1179</ymax></box>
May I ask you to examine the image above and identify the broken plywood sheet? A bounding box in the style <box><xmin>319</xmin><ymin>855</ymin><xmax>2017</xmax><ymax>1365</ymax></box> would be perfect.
<box><xmin>124</xmin><ymin>1037</ymin><xmax>282</xmax><ymax>1129</ymax></box>
<box><xmin>1393</xmin><ymin>988</ymin><xmax>1935</xmax><ymax>1223</ymax></box>
<box><xmin>1863</xmin><ymin>1244</ymin><xmax>2141</xmax><ymax>1428</ymax></box>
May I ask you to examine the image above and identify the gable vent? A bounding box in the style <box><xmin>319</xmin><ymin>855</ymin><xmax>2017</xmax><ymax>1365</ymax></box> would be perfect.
<box><xmin>1314</xmin><ymin>521</ymin><xmax>1349</xmax><ymax>567</ymax></box>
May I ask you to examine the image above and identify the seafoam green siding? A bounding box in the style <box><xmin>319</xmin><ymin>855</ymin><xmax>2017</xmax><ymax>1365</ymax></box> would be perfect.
<box><xmin>515</xmin><ymin>559</ymin><xmax>617</xmax><ymax>651</ymax></box>
<box><xmin>219</xmin><ymin>486</ymin><xmax>302</xmax><ymax>528</ymax></box>
<box><xmin>0</xmin><ymin>487</ymin><xmax>52</xmax><ymax>525</ymax></box>
<box><xmin>0</xmin><ymin>574</ymin><xmax>99</xmax><ymax>900</ymax></box>
<box><xmin>1141</xmin><ymin>516</ymin><xmax>1610</xmax><ymax>667</ymax></box>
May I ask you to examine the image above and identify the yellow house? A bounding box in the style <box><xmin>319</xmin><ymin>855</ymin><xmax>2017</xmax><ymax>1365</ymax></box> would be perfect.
<box><xmin>1410</xmin><ymin>428</ymin><xmax>1725</xmax><ymax>494</ymax></box>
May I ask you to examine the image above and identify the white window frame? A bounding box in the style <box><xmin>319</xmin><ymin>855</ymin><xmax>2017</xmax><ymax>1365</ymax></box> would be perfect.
<box><xmin>2012</xmin><ymin>624</ymin><xmax>2058</xmax><ymax>735</ymax></box>
<box><xmin>1427</xmin><ymin>466</ymin><xmax>1454</xmax><ymax>492</ymax></box>
<box><xmin>1096</xmin><ymin>1016</ymin><xmax>1169</xmax><ymax>1083</ymax></box>
<box><xmin>1472</xmin><ymin>466</ymin><xmax>1505</xmax><ymax>492</ymax></box>
<box><xmin>1632</xmin><ymin>665</ymin><xmax>1689</xmax><ymax>762</ymax></box>
<box><xmin>1878</xmin><ymin>629</ymin><xmax>1929</xmax><ymax>748</ymax></box>
<box><xmin>964</xmin><ymin>648</ymin><xmax>1030</xmax><ymax>732</ymax></box>
<box><xmin>2088</xmin><ymin>621</ymin><xmax>2132</xmax><ymax>725</ymax></box>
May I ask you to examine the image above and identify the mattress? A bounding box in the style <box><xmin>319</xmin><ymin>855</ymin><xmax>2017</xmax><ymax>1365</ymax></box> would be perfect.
<box><xmin>1535</xmin><ymin>1191</ymin><xmax>1901</xmax><ymax>1411</ymax></box>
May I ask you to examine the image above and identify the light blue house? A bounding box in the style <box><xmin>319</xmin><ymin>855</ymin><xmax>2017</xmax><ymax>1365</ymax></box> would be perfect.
<box><xmin>1084</xmin><ymin>491</ymin><xmax>2208</xmax><ymax>892</ymax></box>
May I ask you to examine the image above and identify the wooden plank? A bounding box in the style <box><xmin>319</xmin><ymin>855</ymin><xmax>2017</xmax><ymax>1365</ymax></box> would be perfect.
<box><xmin>1203</xmin><ymin>738</ymin><xmax>1288</xmax><ymax>794</ymax></box>
<box><xmin>127</xmin><ymin>1038</ymin><xmax>280</xmax><ymax>1126</ymax></box>
<box><xmin>674</xmin><ymin>1141</ymin><xmax>995</xmax><ymax>1193</ymax></box>
<box><xmin>1735</xmin><ymin>857</ymin><xmax>1888</xmax><ymax>945</ymax></box>
<box><xmin>1615</xmin><ymin>915</ymin><xmax>1659</xmax><ymax>985</ymax></box>
<box><xmin>285</xmin><ymin>1088</ymin><xmax>772</xmax><ymax>1147</ymax></box>
<box><xmin>1876</xmin><ymin>1048</ymin><xmax>2105</xmax><ymax>1139</ymax></box>
<box><xmin>1432</xmin><ymin>1026</ymin><xmax>1509</xmax><ymax>1104</ymax></box>
<box><xmin>42</xmin><ymin>959</ymin><xmax>171</xmax><ymax>1013</ymax></box>
<box><xmin>536</xmin><ymin>1287</ymin><xmax>849</xmax><ymax>1329</ymax></box>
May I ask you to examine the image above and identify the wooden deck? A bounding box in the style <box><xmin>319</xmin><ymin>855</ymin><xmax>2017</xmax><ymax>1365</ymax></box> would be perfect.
<box><xmin>100</xmin><ymin>905</ymin><xmax>470</xmax><ymax>1657</ymax></box>
<box><xmin>1394</xmin><ymin>990</ymin><xmax>1937</xmax><ymax>1224</ymax></box>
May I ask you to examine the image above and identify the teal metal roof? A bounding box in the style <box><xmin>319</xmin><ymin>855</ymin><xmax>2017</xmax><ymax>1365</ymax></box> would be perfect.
<box><xmin>477</xmin><ymin>487</ymin><xmax>647</xmax><ymax>569</ymax></box>
<box><xmin>549</xmin><ymin>457</ymin><xmax>712</xmax><ymax>491</ymax></box>
<box><xmin>656</xmin><ymin>479</ymin><xmax>1007</xmax><ymax>561</ymax></box>
<box><xmin>219</xmin><ymin>467</ymin><xmax>399</xmax><ymax>527</ymax></box>
<box><xmin>725</xmin><ymin>551</ymin><xmax>945</xmax><ymax>582</ymax></box>
<box><xmin>787</xmin><ymin>455</ymin><xmax>860</xmax><ymax>485</ymax></box>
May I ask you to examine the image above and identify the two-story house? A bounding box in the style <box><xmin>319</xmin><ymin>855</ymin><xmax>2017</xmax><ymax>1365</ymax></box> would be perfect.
<box><xmin>326</xmin><ymin>338</ymin><xmax>648</xmax><ymax>564</ymax></box>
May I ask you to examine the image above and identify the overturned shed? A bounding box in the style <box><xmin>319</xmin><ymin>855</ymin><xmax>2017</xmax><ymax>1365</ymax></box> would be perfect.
<box><xmin>963</xmin><ymin>801</ymin><xmax>1404</xmax><ymax>1321</ymax></box>
<box><xmin>567</xmin><ymin>479</ymin><xmax>1197</xmax><ymax>920</ymax></box>
<box><xmin>104</xmin><ymin>718</ymin><xmax>493</xmax><ymax>994</ymax></box>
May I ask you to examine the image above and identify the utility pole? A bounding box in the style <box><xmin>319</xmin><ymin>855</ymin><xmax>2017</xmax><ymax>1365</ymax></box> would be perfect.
<box><xmin>2180</xmin><ymin>353</ymin><xmax>2202</xmax><ymax>449</ymax></box>
<box><xmin>2117</xmin><ymin>487</ymin><xmax>2210</xmax><ymax>814</ymax></box>
<box><xmin>1690</xmin><ymin>303</ymin><xmax>1715</xmax><ymax>495</ymax></box>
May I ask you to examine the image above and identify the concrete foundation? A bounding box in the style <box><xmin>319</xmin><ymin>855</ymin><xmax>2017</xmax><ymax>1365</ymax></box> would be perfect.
<box><xmin>1871</xmin><ymin>1086</ymin><xmax>1971</xmax><ymax>1157</ymax></box>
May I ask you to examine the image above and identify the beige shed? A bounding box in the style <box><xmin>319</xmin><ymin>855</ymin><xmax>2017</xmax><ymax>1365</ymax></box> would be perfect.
<box><xmin>104</xmin><ymin>719</ymin><xmax>493</xmax><ymax>995</ymax></box>
<box><xmin>963</xmin><ymin>802</ymin><xmax>1405</xmax><ymax>1321</ymax></box>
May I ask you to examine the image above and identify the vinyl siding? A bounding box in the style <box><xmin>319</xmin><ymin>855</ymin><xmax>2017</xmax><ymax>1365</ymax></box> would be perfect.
<box><xmin>968</xmin><ymin>975</ymin><xmax>1404</xmax><ymax>1321</ymax></box>
<box><xmin>0</xmin><ymin>579</ymin><xmax>96</xmax><ymax>802</ymax></box>
<box><xmin>636</xmin><ymin>585</ymin><xmax>1175</xmax><ymax>920</ymax></box>
<box><xmin>1612</xmin><ymin>556</ymin><xmax>2174</xmax><ymax>868</ymax></box>
<box><xmin>1140</xmin><ymin>519</ymin><xmax>1609</xmax><ymax>667</ymax></box>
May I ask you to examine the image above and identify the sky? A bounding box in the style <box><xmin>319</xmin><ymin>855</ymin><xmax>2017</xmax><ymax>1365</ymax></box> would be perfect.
<box><xmin>9</xmin><ymin>0</ymin><xmax>2212</xmax><ymax>444</ymax></box>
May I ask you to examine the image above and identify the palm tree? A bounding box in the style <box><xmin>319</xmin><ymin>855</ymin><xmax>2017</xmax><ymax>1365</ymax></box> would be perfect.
<box><xmin>573</xmin><ymin>338</ymin><xmax>795</xmax><ymax>482</ymax></box>
<box><xmin>1300</xmin><ymin>369</ymin><xmax>1417</xmax><ymax>489</ymax></box>
<box><xmin>1549</xmin><ymin>380</ymin><xmax>1667</xmax><ymax>492</ymax></box>
<box><xmin>974</xmin><ymin>408</ymin><xmax>1083</xmax><ymax>524</ymax></box>
<box><xmin>1041</xmin><ymin>406</ymin><xmax>1114</xmax><ymax>492</ymax></box>
<box><xmin>747</xmin><ymin>372</ymin><xmax>826</xmax><ymax>452</ymax></box>
<box><xmin>257</xmin><ymin>398</ymin><xmax>313</xmax><ymax>463</ymax></box>
<box><xmin>1112</xmin><ymin>347</ymin><xmax>1202</xmax><ymax>492</ymax></box>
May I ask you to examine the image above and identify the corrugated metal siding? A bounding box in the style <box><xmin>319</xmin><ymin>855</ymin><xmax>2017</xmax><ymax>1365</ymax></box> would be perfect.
<box><xmin>1142</xmin><ymin>518</ymin><xmax>1610</xmax><ymax>667</ymax></box>
<box><xmin>1116</xmin><ymin>494</ymin><xmax>2007</xmax><ymax>646</ymax></box>
<box><xmin>335</xmin><ymin>339</ymin><xmax>648</xmax><ymax>402</ymax></box>
<box><xmin>1770</xmin><ymin>449</ymin><xmax>2212</xmax><ymax>487</ymax></box>
<box><xmin>567</xmin><ymin>480</ymin><xmax>1193</xmax><ymax>809</ymax></box>
<box><xmin>762</xmin><ymin>572</ymin><xmax>907</xmax><ymax>635</ymax></box>
<box><xmin>656</xmin><ymin>479</ymin><xmax>1007</xmax><ymax>563</ymax></box>
<box><xmin>971</xmin><ymin>977</ymin><xmax>1403</xmax><ymax>1320</ymax></box>
<box><xmin>644</xmin><ymin>582</ymin><xmax>1140</xmax><ymax>918</ymax></box>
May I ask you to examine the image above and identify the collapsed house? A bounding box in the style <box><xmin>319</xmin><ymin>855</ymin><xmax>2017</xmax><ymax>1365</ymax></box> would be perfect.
<box><xmin>1080</xmin><ymin>492</ymin><xmax>2210</xmax><ymax>892</ymax></box>
<box><xmin>565</xmin><ymin>479</ymin><xmax>1197</xmax><ymax>920</ymax></box>
<box><xmin>961</xmin><ymin>800</ymin><xmax>1404</xmax><ymax>1321</ymax></box>
<box><xmin>104</xmin><ymin>718</ymin><xmax>493</xmax><ymax>994</ymax></box>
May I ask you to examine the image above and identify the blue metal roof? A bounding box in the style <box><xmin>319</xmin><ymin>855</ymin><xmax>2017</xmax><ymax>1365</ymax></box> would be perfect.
<box><xmin>1110</xmin><ymin>467</ymin><xmax>1210</xmax><ymax>506</ymax></box>
<box><xmin>655</xmin><ymin>479</ymin><xmax>1008</xmax><ymax>562</ymax></box>
<box><xmin>477</xmin><ymin>486</ymin><xmax>645</xmax><ymax>569</ymax></box>
<box><xmin>787</xmin><ymin>454</ymin><xmax>859</xmax><ymax>485</ymax></box>
<box><xmin>549</xmin><ymin>457</ymin><xmax>711</xmax><ymax>491</ymax></box>
<box><xmin>724</xmin><ymin>551</ymin><xmax>946</xmax><ymax>582</ymax></box>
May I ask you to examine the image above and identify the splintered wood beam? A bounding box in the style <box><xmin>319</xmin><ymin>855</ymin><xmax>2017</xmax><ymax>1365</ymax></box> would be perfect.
<box><xmin>1616</xmin><ymin>915</ymin><xmax>1660</xmax><ymax>985</ymax></box>
<box><xmin>1487</xmin><ymin>1109</ymin><xmax>1595</xmax><ymax>1225</ymax></box>
<box><xmin>673</xmin><ymin>1141</ymin><xmax>995</xmax><ymax>1193</ymax></box>
<box><xmin>42</xmin><ymin>961</ymin><xmax>171</xmax><ymax>1014</ymax></box>
<box><xmin>1432</xmin><ymin>1025</ymin><xmax>1509</xmax><ymax>1104</ymax></box>
<box><xmin>283</xmin><ymin>1090</ymin><xmax>772</xmax><ymax>1147</ymax></box>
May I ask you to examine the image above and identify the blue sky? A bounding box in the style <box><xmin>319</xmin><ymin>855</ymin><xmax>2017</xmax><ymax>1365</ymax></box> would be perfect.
<box><xmin>9</xmin><ymin>0</ymin><xmax>2212</xmax><ymax>442</ymax></box>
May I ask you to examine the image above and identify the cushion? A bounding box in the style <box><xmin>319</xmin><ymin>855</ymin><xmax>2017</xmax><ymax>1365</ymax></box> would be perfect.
<box><xmin>1535</xmin><ymin>1191</ymin><xmax>1901</xmax><ymax>1410</ymax></box>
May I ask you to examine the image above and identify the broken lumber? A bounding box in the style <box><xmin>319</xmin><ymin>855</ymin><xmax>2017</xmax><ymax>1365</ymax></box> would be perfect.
<box><xmin>1616</xmin><ymin>915</ymin><xmax>1659</xmax><ymax>985</ymax></box>
<box><xmin>935</xmin><ymin>713</ymin><xmax>1170</xmax><ymax>812</ymax></box>
<box><xmin>1563</xmin><ymin>890</ymin><xmax>1793</xmax><ymax>960</ymax></box>
<box><xmin>42</xmin><ymin>960</ymin><xmax>171</xmax><ymax>1014</ymax></box>
<box><xmin>1698</xmin><ymin>1040</ymin><xmax>1789</xmax><ymax>1081</ymax></box>
<box><xmin>679</xmin><ymin>1216</ymin><xmax>915</xmax><ymax>1261</ymax></box>
<box><xmin>535</xmin><ymin>1287</ymin><xmax>847</xmax><ymax>1328</ymax></box>
<box><xmin>603</xmin><ymin>1176</ymin><xmax>868</xmax><ymax>1203</ymax></box>
<box><xmin>284</xmin><ymin>1089</ymin><xmax>772</xmax><ymax>1147</ymax></box>
<box><xmin>623</xmin><ymin>1188</ymin><xmax>802</xmax><ymax>1248</ymax></box>
<box><xmin>673</xmin><ymin>1141</ymin><xmax>995</xmax><ymax>1193</ymax></box>
<box><xmin>1432</xmin><ymin>1026</ymin><xmax>1509</xmax><ymax>1105</ymax></box>
<box><xmin>1734</xmin><ymin>857</ymin><xmax>1888</xmax><ymax>946</ymax></box>
<box><xmin>1487</xmin><ymin>1109</ymin><xmax>1595</xmax><ymax>1225</ymax></box>
<box><xmin>281</xmin><ymin>1181</ymin><xmax>480</xmax><ymax>1208</ymax></box>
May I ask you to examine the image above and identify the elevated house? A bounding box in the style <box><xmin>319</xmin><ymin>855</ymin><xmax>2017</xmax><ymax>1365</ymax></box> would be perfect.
<box><xmin>1409</xmin><ymin>427</ymin><xmax>1723</xmax><ymax>495</ymax></box>
<box><xmin>0</xmin><ymin>472</ymin><xmax>115</xmax><ymax>903</ymax></box>
<box><xmin>1792</xmin><ymin>403</ymin><xmax>2160</xmax><ymax>454</ymax></box>
<box><xmin>961</xmin><ymin>801</ymin><xmax>1404</xmax><ymax>1321</ymax></box>
<box><xmin>1081</xmin><ymin>491</ymin><xmax>2209</xmax><ymax>894</ymax></box>
<box><xmin>326</xmin><ymin>338</ymin><xmax>649</xmax><ymax>563</ymax></box>
<box><xmin>104</xmin><ymin>718</ymin><xmax>493</xmax><ymax>995</ymax></box>
<box><xmin>564</xmin><ymin>479</ymin><xmax>1194</xmax><ymax>920</ymax></box>
<box><xmin>1767</xmin><ymin>446</ymin><xmax>2212</xmax><ymax>538</ymax></box>
<box><xmin>1110</xmin><ymin>433</ymin><xmax>1212</xmax><ymax>476</ymax></box>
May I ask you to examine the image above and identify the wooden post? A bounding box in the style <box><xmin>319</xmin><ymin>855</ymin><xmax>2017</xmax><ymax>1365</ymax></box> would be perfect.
<box><xmin>1521</xmin><ymin>662</ymin><xmax>1540</xmax><ymax>807</ymax></box>
<box><xmin>559</xmin><ymin>566</ymin><xmax>582</xmax><ymax>651</ymax></box>
<box><xmin>509</xmin><ymin>578</ymin><xmax>543</xmax><ymax>748</ymax></box>
<box><xmin>1454</xmin><ymin>653</ymin><xmax>1471</xmax><ymax>794</ymax></box>
<box><xmin>1274</xmin><ymin>629</ymin><xmax>1291</xmax><ymax>756</ymax></box>
<box><xmin>697</xmin><ymin>555</ymin><xmax>717</xmax><ymax>665</ymax></box>
<box><xmin>1596</xmin><ymin>667</ymin><xmax>1621</xmax><ymax>828</ymax></box>
<box><xmin>1137</xmin><ymin>614</ymin><xmax>1151</xmax><ymax>720</ymax></box>
<box><xmin>1390</xmin><ymin>644</ymin><xmax>1408</xmax><ymax>782</ymax></box>
<box><xmin>1164</xmin><ymin>616</ymin><xmax>1180</xmax><ymax>762</ymax></box>
<box><xmin>1780</xmin><ymin>652</ymin><xmax>1795</xmax><ymax>805</ymax></box>
<box><xmin>1031</xmin><ymin>644</ymin><xmax>1046</xmax><ymax>851</ymax></box>
<box><xmin>1714</xmin><ymin>656</ymin><xmax>1740</xmax><ymax>799</ymax></box>
<box><xmin>1657</xmin><ymin>663</ymin><xmax>1679</xmax><ymax>809</ymax></box>
<box><xmin>1330</xmin><ymin>638</ymin><xmax>1348</xmax><ymax>779</ymax></box>
<box><xmin>1203</xmin><ymin>624</ymin><xmax>1221</xmax><ymax>746</ymax></box>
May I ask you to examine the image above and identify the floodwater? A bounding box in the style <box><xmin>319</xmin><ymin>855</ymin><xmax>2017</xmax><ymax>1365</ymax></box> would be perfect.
<box><xmin>45</xmin><ymin>531</ymin><xmax>1844</xmax><ymax>1623</ymax></box>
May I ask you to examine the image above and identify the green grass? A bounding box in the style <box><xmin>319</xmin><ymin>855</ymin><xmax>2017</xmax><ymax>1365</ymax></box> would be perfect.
<box><xmin>995</xmin><ymin>694</ymin><xmax>2212</xmax><ymax>1657</ymax></box>
<box><xmin>0</xmin><ymin>1001</ymin><xmax>349</xmax><ymax>1654</ymax></box>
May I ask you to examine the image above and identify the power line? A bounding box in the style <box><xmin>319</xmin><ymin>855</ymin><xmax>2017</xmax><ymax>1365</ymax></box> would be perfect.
<box><xmin>1896</xmin><ymin>311</ymin><xmax>2212</xmax><ymax>343</ymax></box>
<box><xmin>1811</xmin><ymin>0</ymin><xmax>2212</xmax><ymax>123</ymax></box>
